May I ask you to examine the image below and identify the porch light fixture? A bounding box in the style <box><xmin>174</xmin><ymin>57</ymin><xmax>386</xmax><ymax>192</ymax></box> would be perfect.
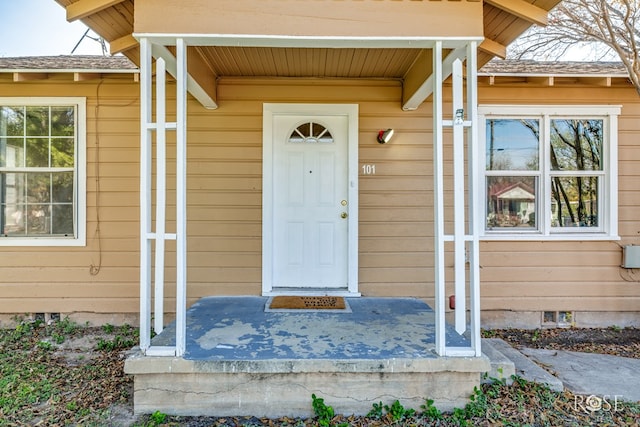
<box><xmin>377</xmin><ymin>128</ymin><xmax>394</xmax><ymax>144</ymax></box>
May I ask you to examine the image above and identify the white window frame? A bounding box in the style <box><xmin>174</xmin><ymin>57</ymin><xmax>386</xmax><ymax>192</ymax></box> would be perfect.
<box><xmin>478</xmin><ymin>105</ymin><xmax>620</xmax><ymax>241</ymax></box>
<box><xmin>0</xmin><ymin>97</ymin><xmax>86</xmax><ymax>247</ymax></box>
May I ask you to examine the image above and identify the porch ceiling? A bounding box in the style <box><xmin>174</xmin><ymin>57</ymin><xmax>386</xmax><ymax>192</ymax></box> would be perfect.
<box><xmin>54</xmin><ymin>0</ymin><xmax>561</xmax><ymax>107</ymax></box>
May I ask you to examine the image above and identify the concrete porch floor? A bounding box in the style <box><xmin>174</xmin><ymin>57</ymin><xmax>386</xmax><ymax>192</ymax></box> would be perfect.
<box><xmin>125</xmin><ymin>297</ymin><xmax>490</xmax><ymax>417</ymax></box>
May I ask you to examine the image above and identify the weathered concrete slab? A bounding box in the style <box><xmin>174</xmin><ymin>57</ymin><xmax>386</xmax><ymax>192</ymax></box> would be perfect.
<box><xmin>126</xmin><ymin>297</ymin><xmax>489</xmax><ymax>417</ymax></box>
<box><xmin>151</xmin><ymin>296</ymin><xmax>470</xmax><ymax>360</ymax></box>
<box><xmin>520</xmin><ymin>348</ymin><xmax>640</xmax><ymax>402</ymax></box>
<box><xmin>127</xmin><ymin>355</ymin><xmax>489</xmax><ymax>417</ymax></box>
<box><xmin>484</xmin><ymin>338</ymin><xmax>563</xmax><ymax>392</ymax></box>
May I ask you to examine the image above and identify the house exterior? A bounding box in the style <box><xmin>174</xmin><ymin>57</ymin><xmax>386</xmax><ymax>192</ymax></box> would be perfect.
<box><xmin>2</xmin><ymin>0</ymin><xmax>639</xmax><ymax>335</ymax></box>
<box><xmin>3</xmin><ymin>0</ymin><xmax>640</xmax><ymax>415</ymax></box>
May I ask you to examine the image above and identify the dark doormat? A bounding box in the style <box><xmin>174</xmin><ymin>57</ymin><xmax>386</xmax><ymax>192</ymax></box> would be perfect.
<box><xmin>266</xmin><ymin>296</ymin><xmax>349</xmax><ymax>312</ymax></box>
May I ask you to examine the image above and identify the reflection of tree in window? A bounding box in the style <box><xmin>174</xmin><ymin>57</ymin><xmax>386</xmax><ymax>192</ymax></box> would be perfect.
<box><xmin>485</xmin><ymin>119</ymin><xmax>539</xmax><ymax>229</ymax></box>
<box><xmin>550</xmin><ymin>119</ymin><xmax>602</xmax><ymax>227</ymax></box>
<box><xmin>0</xmin><ymin>105</ymin><xmax>75</xmax><ymax>237</ymax></box>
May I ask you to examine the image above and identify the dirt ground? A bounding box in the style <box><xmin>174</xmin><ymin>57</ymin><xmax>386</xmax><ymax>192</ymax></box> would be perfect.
<box><xmin>3</xmin><ymin>324</ymin><xmax>639</xmax><ymax>426</ymax></box>
<box><xmin>484</xmin><ymin>326</ymin><xmax>640</xmax><ymax>359</ymax></box>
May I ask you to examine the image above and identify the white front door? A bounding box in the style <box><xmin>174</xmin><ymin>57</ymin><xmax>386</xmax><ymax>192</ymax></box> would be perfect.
<box><xmin>263</xmin><ymin>104</ymin><xmax>358</xmax><ymax>294</ymax></box>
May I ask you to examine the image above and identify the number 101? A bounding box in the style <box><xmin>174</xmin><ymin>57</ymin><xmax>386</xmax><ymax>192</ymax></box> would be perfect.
<box><xmin>361</xmin><ymin>164</ymin><xmax>376</xmax><ymax>175</ymax></box>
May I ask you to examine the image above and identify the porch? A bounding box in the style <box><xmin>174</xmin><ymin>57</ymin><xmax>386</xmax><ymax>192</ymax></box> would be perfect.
<box><xmin>125</xmin><ymin>296</ymin><xmax>490</xmax><ymax>417</ymax></box>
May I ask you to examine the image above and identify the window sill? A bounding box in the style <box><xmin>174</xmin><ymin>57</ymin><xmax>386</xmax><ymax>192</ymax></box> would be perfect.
<box><xmin>0</xmin><ymin>237</ymin><xmax>86</xmax><ymax>247</ymax></box>
<box><xmin>481</xmin><ymin>234</ymin><xmax>620</xmax><ymax>242</ymax></box>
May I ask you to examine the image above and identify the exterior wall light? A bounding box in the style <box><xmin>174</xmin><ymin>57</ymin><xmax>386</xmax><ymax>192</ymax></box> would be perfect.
<box><xmin>377</xmin><ymin>128</ymin><xmax>394</xmax><ymax>144</ymax></box>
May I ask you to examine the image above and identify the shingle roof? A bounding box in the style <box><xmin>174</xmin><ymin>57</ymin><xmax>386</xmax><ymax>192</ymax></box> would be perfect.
<box><xmin>0</xmin><ymin>55</ymin><xmax>630</xmax><ymax>78</ymax></box>
<box><xmin>479</xmin><ymin>59</ymin><xmax>628</xmax><ymax>77</ymax></box>
<box><xmin>0</xmin><ymin>55</ymin><xmax>137</xmax><ymax>71</ymax></box>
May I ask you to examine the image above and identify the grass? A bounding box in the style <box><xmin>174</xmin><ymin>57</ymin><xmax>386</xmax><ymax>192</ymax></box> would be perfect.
<box><xmin>1</xmin><ymin>321</ymin><xmax>639</xmax><ymax>426</ymax></box>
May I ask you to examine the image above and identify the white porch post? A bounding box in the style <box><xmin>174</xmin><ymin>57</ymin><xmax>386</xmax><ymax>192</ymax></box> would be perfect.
<box><xmin>175</xmin><ymin>38</ymin><xmax>188</xmax><ymax>357</ymax></box>
<box><xmin>433</xmin><ymin>41</ymin><xmax>481</xmax><ymax>357</ymax></box>
<box><xmin>432</xmin><ymin>41</ymin><xmax>446</xmax><ymax>357</ymax></box>
<box><xmin>466</xmin><ymin>41</ymin><xmax>482</xmax><ymax>357</ymax></box>
<box><xmin>139</xmin><ymin>37</ymin><xmax>152</xmax><ymax>353</ymax></box>
<box><xmin>139</xmin><ymin>37</ymin><xmax>188</xmax><ymax>357</ymax></box>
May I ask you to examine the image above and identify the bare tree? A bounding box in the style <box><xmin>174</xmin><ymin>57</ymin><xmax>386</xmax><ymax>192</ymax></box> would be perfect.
<box><xmin>509</xmin><ymin>0</ymin><xmax>640</xmax><ymax>96</ymax></box>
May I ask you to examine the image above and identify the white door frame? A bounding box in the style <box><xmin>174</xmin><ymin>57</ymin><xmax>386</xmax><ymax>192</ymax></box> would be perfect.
<box><xmin>262</xmin><ymin>103</ymin><xmax>359</xmax><ymax>296</ymax></box>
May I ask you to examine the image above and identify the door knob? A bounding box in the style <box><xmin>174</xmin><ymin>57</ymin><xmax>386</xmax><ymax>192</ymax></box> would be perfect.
<box><xmin>341</xmin><ymin>212</ymin><xmax>348</xmax><ymax>219</ymax></box>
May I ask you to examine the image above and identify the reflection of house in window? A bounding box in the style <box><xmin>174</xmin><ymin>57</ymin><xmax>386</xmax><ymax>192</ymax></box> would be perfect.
<box><xmin>489</xmin><ymin>182</ymin><xmax>535</xmax><ymax>227</ymax></box>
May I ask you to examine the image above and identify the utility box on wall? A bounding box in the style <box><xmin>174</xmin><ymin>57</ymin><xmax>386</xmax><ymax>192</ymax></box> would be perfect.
<box><xmin>622</xmin><ymin>245</ymin><xmax>640</xmax><ymax>268</ymax></box>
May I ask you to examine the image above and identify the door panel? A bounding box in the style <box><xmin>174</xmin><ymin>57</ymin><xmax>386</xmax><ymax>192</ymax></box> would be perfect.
<box><xmin>273</xmin><ymin>115</ymin><xmax>348</xmax><ymax>288</ymax></box>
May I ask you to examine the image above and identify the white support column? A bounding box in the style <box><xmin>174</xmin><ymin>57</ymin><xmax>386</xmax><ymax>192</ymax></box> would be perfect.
<box><xmin>139</xmin><ymin>37</ymin><xmax>153</xmax><ymax>352</ymax></box>
<box><xmin>153</xmin><ymin>58</ymin><xmax>167</xmax><ymax>334</ymax></box>
<box><xmin>175</xmin><ymin>38</ymin><xmax>188</xmax><ymax>357</ymax></box>
<box><xmin>451</xmin><ymin>58</ymin><xmax>466</xmax><ymax>335</ymax></box>
<box><xmin>138</xmin><ymin>37</ymin><xmax>185</xmax><ymax>357</ymax></box>
<box><xmin>466</xmin><ymin>41</ymin><xmax>482</xmax><ymax>357</ymax></box>
<box><xmin>432</xmin><ymin>41</ymin><xmax>446</xmax><ymax>357</ymax></box>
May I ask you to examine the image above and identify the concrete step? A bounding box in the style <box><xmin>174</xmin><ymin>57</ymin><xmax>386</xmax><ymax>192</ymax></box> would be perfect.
<box><xmin>481</xmin><ymin>338</ymin><xmax>515</xmax><ymax>384</ymax></box>
<box><xmin>482</xmin><ymin>338</ymin><xmax>564</xmax><ymax>392</ymax></box>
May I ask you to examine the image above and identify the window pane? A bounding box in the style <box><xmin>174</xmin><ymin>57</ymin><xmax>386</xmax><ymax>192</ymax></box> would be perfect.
<box><xmin>27</xmin><ymin>204</ymin><xmax>50</xmax><ymax>235</ymax></box>
<box><xmin>51</xmin><ymin>107</ymin><xmax>74</xmax><ymax>136</ymax></box>
<box><xmin>551</xmin><ymin>176</ymin><xmax>599</xmax><ymax>228</ymax></box>
<box><xmin>551</xmin><ymin>119</ymin><xmax>603</xmax><ymax>171</ymax></box>
<box><xmin>51</xmin><ymin>138</ymin><xmax>74</xmax><ymax>167</ymax></box>
<box><xmin>2</xmin><ymin>203</ymin><xmax>26</xmax><ymax>236</ymax></box>
<box><xmin>0</xmin><ymin>107</ymin><xmax>24</xmax><ymax>136</ymax></box>
<box><xmin>1</xmin><ymin>138</ymin><xmax>25</xmax><ymax>167</ymax></box>
<box><xmin>27</xmin><ymin>173</ymin><xmax>51</xmax><ymax>204</ymax></box>
<box><xmin>52</xmin><ymin>204</ymin><xmax>73</xmax><ymax>235</ymax></box>
<box><xmin>486</xmin><ymin>176</ymin><xmax>537</xmax><ymax>229</ymax></box>
<box><xmin>26</xmin><ymin>138</ymin><xmax>49</xmax><ymax>167</ymax></box>
<box><xmin>486</xmin><ymin>119</ymin><xmax>539</xmax><ymax>171</ymax></box>
<box><xmin>26</xmin><ymin>107</ymin><xmax>49</xmax><ymax>136</ymax></box>
<box><xmin>52</xmin><ymin>172</ymin><xmax>74</xmax><ymax>203</ymax></box>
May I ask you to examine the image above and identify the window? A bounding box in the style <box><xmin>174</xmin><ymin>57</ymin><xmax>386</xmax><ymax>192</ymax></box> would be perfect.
<box><xmin>0</xmin><ymin>98</ymin><xmax>86</xmax><ymax>246</ymax></box>
<box><xmin>479</xmin><ymin>105</ymin><xmax>619</xmax><ymax>240</ymax></box>
<box><xmin>288</xmin><ymin>122</ymin><xmax>334</xmax><ymax>144</ymax></box>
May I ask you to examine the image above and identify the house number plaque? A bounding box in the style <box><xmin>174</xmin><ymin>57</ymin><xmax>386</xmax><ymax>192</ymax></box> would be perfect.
<box><xmin>361</xmin><ymin>164</ymin><xmax>376</xmax><ymax>175</ymax></box>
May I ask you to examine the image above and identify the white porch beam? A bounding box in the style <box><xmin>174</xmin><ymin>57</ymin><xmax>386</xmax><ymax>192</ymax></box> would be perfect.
<box><xmin>151</xmin><ymin>44</ymin><xmax>218</xmax><ymax>110</ymax></box>
<box><xmin>66</xmin><ymin>0</ymin><xmax>126</xmax><ymax>22</ymax></box>
<box><xmin>402</xmin><ymin>46</ymin><xmax>467</xmax><ymax>111</ymax></box>
<box><xmin>485</xmin><ymin>0</ymin><xmax>548</xmax><ymax>27</ymax></box>
<box><xmin>478</xmin><ymin>38</ymin><xmax>507</xmax><ymax>60</ymax></box>
<box><xmin>135</xmin><ymin>34</ymin><xmax>481</xmax><ymax>50</ymax></box>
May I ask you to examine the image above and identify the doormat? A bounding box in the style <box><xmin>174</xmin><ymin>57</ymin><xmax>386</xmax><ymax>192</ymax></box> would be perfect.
<box><xmin>266</xmin><ymin>296</ymin><xmax>350</xmax><ymax>312</ymax></box>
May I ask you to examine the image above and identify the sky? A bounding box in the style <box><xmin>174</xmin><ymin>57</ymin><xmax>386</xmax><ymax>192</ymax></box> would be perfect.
<box><xmin>0</xmin><ymin>0</ymin><xmax>106</xmax><ymax>57</ymax></box>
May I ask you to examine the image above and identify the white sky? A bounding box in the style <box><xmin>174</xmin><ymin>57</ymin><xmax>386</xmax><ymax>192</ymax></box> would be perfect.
<box><xmin>0</xmin><ymin>0</ymin><xmax>106</xmax><ymax>57</ymax></box>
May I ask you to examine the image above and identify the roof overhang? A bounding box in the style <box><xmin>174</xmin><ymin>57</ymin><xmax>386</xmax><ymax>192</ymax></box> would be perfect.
<box><xmin>53</xmin><ymin>0</ymin><xmax>561</xmax><ymax>109</ymax></box>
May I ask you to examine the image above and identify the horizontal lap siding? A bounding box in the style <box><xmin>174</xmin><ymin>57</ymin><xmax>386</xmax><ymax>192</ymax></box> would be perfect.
<box><xmin>0</xmin><ymin>77</ymin><xmax>141</xmax><ymax>316</ymax></box>
<box><xmin>199</xmin><ymin>78</ymin><xmax>435</xmax><ymax>298</ymax></box>
<box><xmin>478</xmin><ymin>84</ymin><xmax>640</xmax><ymax>313</ymax></box>
<box><xmin>2</xmin><ymin>75</ymin><xmax>638</xmax><ymax>318</ymax></box>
